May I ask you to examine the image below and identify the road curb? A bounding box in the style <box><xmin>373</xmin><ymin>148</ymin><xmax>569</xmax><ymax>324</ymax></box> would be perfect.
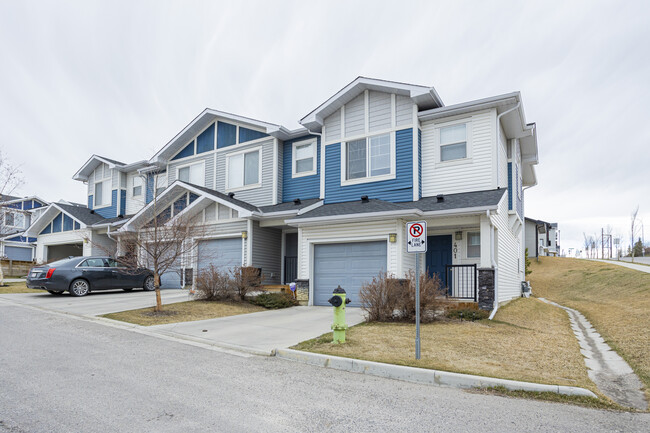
<box><xmin>275</xmin><ymin>348</ymin><xmax>598</xmax><ymax>398</ymax></box>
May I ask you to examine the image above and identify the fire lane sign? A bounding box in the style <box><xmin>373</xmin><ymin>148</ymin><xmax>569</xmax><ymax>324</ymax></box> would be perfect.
<box><xmin>406</xmin><ymin>221</ymin><xmax>427</xmax><ymax>253</ymax></box>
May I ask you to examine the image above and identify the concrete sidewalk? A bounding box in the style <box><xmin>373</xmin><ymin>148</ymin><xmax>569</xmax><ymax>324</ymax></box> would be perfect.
<box><xmin>150</xmin><ymin>306</ymin><xmax>366</xmax><ymax>355</ymax></box>
<box><xmin>590</xmin><ymin>259</ymin><xmax>650</xmax><ymax>274</ymax></box>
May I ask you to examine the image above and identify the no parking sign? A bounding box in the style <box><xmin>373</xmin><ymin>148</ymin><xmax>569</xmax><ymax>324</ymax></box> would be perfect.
<box><xmin>406</xmin><ymin>221</ymin><xmax>427</xmax><ymax>253</ymax></box>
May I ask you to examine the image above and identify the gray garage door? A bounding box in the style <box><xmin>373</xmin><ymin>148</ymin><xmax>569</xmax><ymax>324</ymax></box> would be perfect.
<box><xmin>197</xmin><ymin>238</ymin><xmax>242</xmax><ymax>276</ymax></box>
<box><xmin>313</xmin><ymin>241</ymin><xmax>387</xmax><ymax>307</ymax></box>
<box><xmin>47</xmin><ymin>244</ymin><xmax>83</xmax><ymax>262</ymax></box>
<box><xmin>5</xmin><ymin>246</ymin><xmax>33</xmax><ymax>261</ymax></box>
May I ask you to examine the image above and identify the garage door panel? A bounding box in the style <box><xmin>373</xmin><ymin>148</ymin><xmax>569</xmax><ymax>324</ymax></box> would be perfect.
<box><xmin>197</xmin><ymin>238</ymin><xmax>242</xmax><ymax>275</ymax></box>
<box><xmin>313</xmin><ymin>241</ymin><xmax>387</xmax><ymax>307</ymax></box>
<box><xmin>5</xmin><ymin>246</ymin><xmax>33</xmax><ymax>261</ymax></box>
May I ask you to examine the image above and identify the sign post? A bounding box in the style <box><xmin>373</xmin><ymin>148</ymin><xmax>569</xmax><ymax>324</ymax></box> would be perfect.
<box><xmin>406</xmin><ymin>221</ymin><xmax>427</xmax><ymax>360</ymax></box>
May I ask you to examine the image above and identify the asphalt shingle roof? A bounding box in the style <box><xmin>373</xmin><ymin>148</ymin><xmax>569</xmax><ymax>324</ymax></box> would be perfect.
<box><xmin>180</xmin><ymin>182</ymin><xmax>260</xmax><ymax>212</ymax></box>
<box><xmin>56</xmin><ymin>203</ymin><xmax>106</xmax><ymax>226</ymax></box>
<box><xmin>258</xmin><ymin>198</ymin><xmax>321</xmax><ymax>213</ymax></box>
<box><xmin>293</xmin><ymin>189</ymin><xmax>506</xmax><ymax>219</ymax></box>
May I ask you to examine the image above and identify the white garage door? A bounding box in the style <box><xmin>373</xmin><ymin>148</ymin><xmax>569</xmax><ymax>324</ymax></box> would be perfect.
<box><xmin>313</xmin><ymin>241</ymin><xmax>387</xmax><ymax>307</ymax></box>
<box><xmin>197</xmin><ymin>238</ymin><xmax>242</xmax><ymax>276</ymax></box>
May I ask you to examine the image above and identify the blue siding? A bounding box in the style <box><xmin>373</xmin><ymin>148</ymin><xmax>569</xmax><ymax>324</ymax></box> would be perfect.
<box><xmin>95</xmin><ymin>190</ymin><xmax>117</xmax><ymax>218</ymax></box>
<box><xmin>239</xmin><ymin>127</ymin><xmax>268</xmax><ymax>144</ymax></box>
<box><xmin>197</xmin><ymin>123</ymin><xmax>215</xmax><ymax>154</ymax></box>
<box><xmin>88</xmin><ymin>195</ymin><xmax>93</xmax><ymax>210</ymax></box>
<box><xmin>146</xmin><ymin>174</ymin><xmax>154</xmax><ymax>204</ymax></box>
<box><xmin>418</xmin><ymin>129</ymin><xmax>422</xmax><ymax>200</ymax></box>
<box><xmin>120</xmin><ymin>190</ymin><xmax>126</xmax><ymax>215</ymax></box>
<box><xmin>217</xmin><ymin>121</ymin><xmax>237</xmax><ymax>149</ymax></box>
<box><xmin>507</xmin><ymin>162</ymin><xmax>512</xmax><ymax>210</ymax></box>
<box><xmin>63</xmin><ymin>214</ymin><xmax>74</xmax><ymax>231</ymax></box>
<box><xmin>7</xmin><ymin>236</ymin><xmax>25</xmax><ymax>242</ymax></box>
<box><xmin>516</xmin><ymin>164</ymin><xmax>523</xmax><ymax>219</ymax></box>
<box><xmin>172</xmin><ymin>141</ymin><xmax>194</xmax><ymax>160</ymax></box>
<box><xmin>7</xmin><ymin>202</ymin><xmax>20</xmax><ymax>209</ymax></box>
<box><xmin>23</xmin><ymin>200</ymin><xmax>33</xmax><ymax>210</ymax></box>
<box><xmin>282</xmin><ymin>135</ymin><xmax>321</xmax><ymax>202</ymax></box>
<box><xmin>40</xmin><ymin>224</ymin><xmax>51</xmax><ymax>235</ymax></box>
<box><xmin>52</xmin><ymin>213</ymin><xmax>63</xmax><ymax>233</ymax></box>
<box><xmin>324</xmin><ymin>128</ymin><xmax>414</xmax><ymax>204</ymax></box>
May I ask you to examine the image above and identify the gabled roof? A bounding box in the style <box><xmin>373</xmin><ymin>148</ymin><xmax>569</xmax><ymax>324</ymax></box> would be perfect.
<box><xmin>149</xmin><ymin>109</ymin><xmax>283</xmax><ymax>165</ymax></box>
<box><xmin>0</xmin><ymin>195</ymin><xmax>49</xmax><ymax>207</ymax></box>
<box><xmin>23</xmin><ymin>202</ymin><xmax>101</xmax><ymax>236</ymax></box>
<box><xmin>72</xmin><ymin>154</ymin><xmax>151</xmax><ymax>181</ymax></box>
<box><xmin>288</xmin><ymin>189</ymin><xmax>506</xmax><ymax>225</ymax></box>
<box><xmin>258</xmin><ymin>198</ymin><xmax>321</xmax><ymax>214</ymax></box>
<box><xmin>300</xmin><ymin>76</ymin><xmax>444</xmax><ymax>131</ymax></box>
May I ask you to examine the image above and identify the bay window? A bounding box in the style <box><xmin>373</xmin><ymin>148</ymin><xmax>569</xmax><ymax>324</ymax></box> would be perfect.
<box><xmin>345</xmin><ymin>132</ymin><xmax>393</xmax><ymax>182</ymax></box>
<box><xmin>227</xmin><ymin>148</ymin><xmax>260</xmax><ymax>190</ymax></box>
<box><xmin>440</xmin><ymin>123</ymin><xmax>467</xmax><ymax>162</ymax></box>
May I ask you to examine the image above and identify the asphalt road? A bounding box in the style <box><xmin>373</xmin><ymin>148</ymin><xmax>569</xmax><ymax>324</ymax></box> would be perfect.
<box><xmin>1</xmin><ymin>303</ymin><xmax>648</xmax><ymax>433</ymax></box>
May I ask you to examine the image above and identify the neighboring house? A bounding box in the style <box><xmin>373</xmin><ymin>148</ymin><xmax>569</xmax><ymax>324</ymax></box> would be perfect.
<box><xmin>39</xmin><ymin>76</ymin><xmax>539</xmax><ymax>310</ymax></box>
<box><xmin>524</xmin><ymin>218</ymin><xmax>559</xmax><ymax>257</ymax></box>
<box><xmin>0</xmin><ymin>195</ymin><xmax>49</xmax><ymax>261</ymax></box>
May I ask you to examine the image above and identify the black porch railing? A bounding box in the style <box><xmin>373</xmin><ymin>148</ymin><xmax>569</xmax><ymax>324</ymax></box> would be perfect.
<box><xmin>284</xmin><ymin>256</ymin><xmax>297</xmax><ymax>284</ymax></box>
<box><xmin>445</xmin><ymin>264</ymin><xmax>478</xmax><ymax>301</ymax></box>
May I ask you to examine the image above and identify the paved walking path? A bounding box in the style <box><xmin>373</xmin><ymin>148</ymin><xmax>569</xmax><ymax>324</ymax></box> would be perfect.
<box><xmin>540</xmin><ymin>298</ymin><xmax>647</xmax><ymax>410</ymax></box>
<box><xmin>589</xmin><ymin>259</ymin><xmax>650</xmax><ymax>274</ymax></box>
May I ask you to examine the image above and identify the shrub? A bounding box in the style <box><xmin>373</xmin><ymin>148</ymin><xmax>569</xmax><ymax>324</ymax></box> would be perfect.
<box><xmin>360</xmin><ymin>270</ymin><xmax>450</xmax><ymax>323</ymax></box>
<box><xmin>446</xmin><ymin>308</ymin><xmax>489</xmax><ymax>321</ymax></box>
<box><xmin>250</xmin><ymin>292</ymin><xmax>298</xmax><ymax>309</ymax></box>
<box><xmin>194</xmin><ymin>266</ymin><xmax>263</xmax><ymax>302</ymax></box>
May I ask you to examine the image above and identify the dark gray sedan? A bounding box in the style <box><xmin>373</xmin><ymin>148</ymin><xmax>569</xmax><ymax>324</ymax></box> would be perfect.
<box><xmin>27</xmin><ymin>256</ymin><xmax>155</xmax><ymax>296</ymax></box>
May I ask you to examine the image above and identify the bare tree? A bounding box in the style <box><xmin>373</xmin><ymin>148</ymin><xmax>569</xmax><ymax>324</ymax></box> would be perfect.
<box><xmin>0</xmin><ymin>151</ymin><xmax>25</xmax><ymax>285</ymax></box>
<box><xmin>631</xmin><ymin>206</ymin><xmax>639</xmax><ymax>262</ymax></box>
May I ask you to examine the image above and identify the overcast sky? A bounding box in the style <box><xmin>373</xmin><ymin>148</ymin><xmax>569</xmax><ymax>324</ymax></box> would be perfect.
<box><xmin>1</xmin><ymin>0</ymin><xmax>648</xmax><ymax>253</ymax></box>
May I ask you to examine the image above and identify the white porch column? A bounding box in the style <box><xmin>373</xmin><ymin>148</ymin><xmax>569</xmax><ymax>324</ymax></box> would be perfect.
<box><xmin>479</xmin><ymin>214</ymin><xmax>492</xmax><ymax>268</ymax></box>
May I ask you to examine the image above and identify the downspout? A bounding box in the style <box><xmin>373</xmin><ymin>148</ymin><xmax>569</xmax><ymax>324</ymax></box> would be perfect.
<box><xmin>496</xmin><ymin>102</ymin><xmax>520</xmax><ymax>189</ymax></box>
<box><xmin>487</xmin><ymin>210</ymin><xmax>499</xmax><ymax>320</ymax></box>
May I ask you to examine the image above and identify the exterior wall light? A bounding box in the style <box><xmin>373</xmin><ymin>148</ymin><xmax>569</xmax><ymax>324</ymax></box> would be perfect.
<box><xmin>455</xmin><ymin>231</ymin><xmax>463</xmax><ymax>240</ymax></box>
<box><xmin>241</xmin><ymin>231</ymin><xmax>248</xmax><ymax>239</ymax></box>
<box><xmin>389</xmin><ymin>233</ymin><xmax>397</xmax><ymax>243</ymax></box>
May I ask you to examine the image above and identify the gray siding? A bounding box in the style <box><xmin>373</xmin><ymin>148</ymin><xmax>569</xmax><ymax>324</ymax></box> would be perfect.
<box><xmin>215</xmin><ymin>137</ymin><xmax>275</xmax><ymax>206</ymax></box>
<box><xmin>324</xmin><ymin>108</ymin><xmax>341</xmax><ymax>142</ymax></box>
<box><xmin>368</xmin><ymin>90</ymin><xmax>392</xmax><ymax>132</ymax></box>
<box><xmin>167</xmin><ymin>152</ymin><xmax>215</xmax><ymax>188</ymax></box>
<box><xmin>396</xmin><ymin>95</ymin><xmax>414</xmax><ymax>126</ymax></box>
<box><xmin>344</xmin><ymin>93</ymin><xmax>365</xmax><ymax>137</ymax></box>
<box><xmin>251</xmin><ymin>220</ymin><xmax>281</xmax><ymax>284</ymax></box>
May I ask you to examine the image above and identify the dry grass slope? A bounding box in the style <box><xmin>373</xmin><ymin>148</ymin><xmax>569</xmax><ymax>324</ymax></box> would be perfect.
<box><xmin>0</xmin><ymin>282</ymin><xmax>41</xmax><ymax>294</ymax></box>
<box><xmin>528</xmin><ymin>257</ymin><xmax>650</xmax><ymax>401</ymax></box>
<box><xmin>294</xmin><ymin>297</ymin><xmax>594</xmax><ymax>392</ymax></box>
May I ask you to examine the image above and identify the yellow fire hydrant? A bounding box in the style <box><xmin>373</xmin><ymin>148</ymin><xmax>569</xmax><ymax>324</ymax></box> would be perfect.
<box><xmin>328</xmin><ymin>285</ymin><xmax>351</xmax><ymax>344</ymax></box>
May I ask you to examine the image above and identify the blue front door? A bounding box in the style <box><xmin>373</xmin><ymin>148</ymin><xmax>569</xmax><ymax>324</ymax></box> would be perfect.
<box><xmin>426</xmin><ymin>235</ymin><xmax>452</xmax><ymax>288</ymax></box>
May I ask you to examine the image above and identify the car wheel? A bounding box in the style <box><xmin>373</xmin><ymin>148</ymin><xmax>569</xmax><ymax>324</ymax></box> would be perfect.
<box><xmin>123</xmin><ymin>288</ymin><xmax>133</xmax><ymax>292</ymax></box>
<box><xmin>69</xmin><ymin>279</ymin><xmax>90</xmax><ymax>297</ymax></box>
<box><xmin>47</xmin><ymin>290</ymin><xmax>63</xmax><ymax>295</ymax></box>
<box><xmin>143</xmin><ymin>275</ymin><xmax>155</xmax><ymax>291</ymax></box>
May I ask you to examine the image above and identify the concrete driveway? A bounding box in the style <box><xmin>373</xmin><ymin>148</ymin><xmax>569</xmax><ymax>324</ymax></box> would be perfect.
<box><xmin>150</xmin><ymin>306</ymin><xmax>366</xmax><ymax>355</ymax></box>
<box><xmin>0</xmin><ymin>289</ymin><xmax>189</xmax><ymax>316</ymax></box>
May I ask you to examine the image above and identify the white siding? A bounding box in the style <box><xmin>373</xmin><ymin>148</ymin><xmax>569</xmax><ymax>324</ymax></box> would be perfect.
<box><xmin>111</xmin><ymin>169</ymin><xmax>119</xmax><ymax>189</ymax></box>
<box><xmin>90</xmin><ymin>232</ymin><xmax>117</xmax><ymax>256</ymax></box>
<box><xmin>298</xmin><ymin>220</ymin><xmax>399</xmax><ymax>281</ymax></box>
<box><xmin>492</xmin><ymin>194</ymin><xmax>523</xmax><ymax>302</ymax></box>
<box><xmin>344</xmin><ymin>93</ymin><xmax>365</xmax><ymax>137</ymax></box>
<box><xmin>215</xmin><ymin>137</ymin><xmax>275</xmax><ymax>206</ymax></box>
<box><xmin>35</xmin><ymin>229</ymin><xmax>91</xmax><ymax>263</ymax></box>
<box><xmin>421</xmin><ymin>109</ymin><xmax>495</xmax><ymax>196</ymax></box>
<box><xmin>324</xmin><ymin>108</ymin><xmax>341</xmax><ymax>142</ymax></box>
<box><xmin>368</xmin><ymin>91</ymin><xmax>392</xmax><ymax>132</ymax></box>
<box><xmin>395</xmin><ymin>95</ymin><xmax>414</xmax><ymax>127</ymax></box>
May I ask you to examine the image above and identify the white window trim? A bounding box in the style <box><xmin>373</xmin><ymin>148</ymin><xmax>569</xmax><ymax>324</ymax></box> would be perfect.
<box><xmin>436</xmin><ymin>118</ymin><xmax>473</xmax><ymax>165</ymax></box>
<box><xmin>225</xmin><ymin>146</ymin><xmax>262</xmax><ymax>192</ymax></box>
<box><xmin>340</xmin><ymin>132</ymin><xmax>396</xmax><ymax>186</ymax></box>
<box><xmin>175</xmin><ymin>160</ymin><xmax>206</xmax><ymax>187</ymax></box>
<box><xmin>93</xmin><ymin>164</ymin><xmax>112</xmax><ymax>209</ymax></box>
<box><xmin>131</xmin><ymin>176</ymin><xmax>143</xmax><ymax>197</ymax></box>
<box><xmin>291</xmin><ymin>138</ymin><xmax>317</xmax><ymax>178</ymax></box>
<box><xmin>466</xmin><ymin>231</ymin><xmax>481</xmax><ymax>258</ymax></box>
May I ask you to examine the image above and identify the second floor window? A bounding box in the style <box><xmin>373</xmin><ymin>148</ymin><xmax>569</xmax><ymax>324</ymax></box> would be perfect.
<box><xmin>440</xmin><ymin>124</ymin><xmax>467</xmax><ymax>161</ymax></box>
<box><xmin>346</xmin><ymin>133</ymin><xmax>392</xmax><ymax>181</ymax></box>
<box><xmin>178</xmin><ymin>162</ymin><xmax>204</xmax><ymax>186</ymax></box>
<box><xmin>94</xmin><ymin>163</ymin><xmax>111</xmax><ymax>207</ymax></box>
<box><xmin>227</xmin><ymin>149</ymin><xmax>260</xmax><ymax>190</ymax></box>
<box><xmin>292</xmin><ymin>139</ymin><xmax>317</xmax><ymax>177</ymax></box>
<box><xmin>132</xmin><ymin>176</ymin><xmax>142</xmax><ymax>197</ymax></box>
<box><xmin>4</xmin><ymin>212</ymin><xmax>25</xmax><ymax>228</ymax></box>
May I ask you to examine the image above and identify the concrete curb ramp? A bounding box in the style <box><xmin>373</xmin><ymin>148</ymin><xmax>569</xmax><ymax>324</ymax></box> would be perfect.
<box><xmin>275</xmin><ymin>348</ymin><xmax>597</xmax><ymax>398</ymax></box>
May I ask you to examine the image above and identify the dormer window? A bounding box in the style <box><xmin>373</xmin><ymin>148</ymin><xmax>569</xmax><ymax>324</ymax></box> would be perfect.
<box><xmin>292</xmin><ymin>139</ymin><xmax>317</xmax><ymax>177</ymax></box>
<box><xmin>343</xmin><ymin>132</ymin><xmax>394</xmax><ymax>184</ymax></box>
<box><xmin>440</xmin><ymin>124</ymin><xmax>467</xmax><ymax>161</ymax></box>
